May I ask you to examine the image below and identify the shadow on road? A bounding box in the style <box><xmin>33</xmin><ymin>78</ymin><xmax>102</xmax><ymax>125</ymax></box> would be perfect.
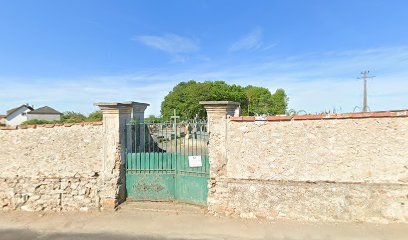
<box><xmin>0</xmin><ymin>229</ymin><xmax>210</xmax><ymax>240</ymax></box>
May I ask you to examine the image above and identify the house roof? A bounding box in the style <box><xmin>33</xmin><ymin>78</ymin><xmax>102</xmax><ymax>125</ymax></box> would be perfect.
<box><xmin>5</xmin><ymin>104</ymin><xmax>34</xmax><ymax>118</ymax></box>
<box><xmin>27</xmin><ymin>106</ymin><xmax>62</xmax><ymax>115</ymax></box>
<box><xmin>0</xmin><ymin>115</ymin><xmax>5</xmax><ymax>119</ymax></box>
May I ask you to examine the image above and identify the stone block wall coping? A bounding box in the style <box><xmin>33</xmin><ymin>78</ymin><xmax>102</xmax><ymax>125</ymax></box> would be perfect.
<box><xmin>230</xmin><ymin>110</ymin><xmax>408</xmax><ymax>122</ymax></box>
<box><xmin>0</xmin><ymin>121</ymin><xmax>103</xmax><ymax>130</ymax></box>
<box><xmin>94</xmin><ymin>101</ymin><xmax>150</xmax><ymax>107</ymax></box>
<box><xmin>199</xmin><ymin>101</ymin><xmax>240</xmax><ymax>105</ymax></box>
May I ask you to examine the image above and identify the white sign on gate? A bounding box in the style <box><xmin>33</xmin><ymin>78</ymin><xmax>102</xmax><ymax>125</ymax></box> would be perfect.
<box><xmin>188</xmin><ymin>156</ymin><xmax>202</xmax><ymax>167</ymax></box>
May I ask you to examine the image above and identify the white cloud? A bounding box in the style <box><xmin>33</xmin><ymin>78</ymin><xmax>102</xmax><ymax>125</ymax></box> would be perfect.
<box><xmin>229</xmin><ymin>27</ymin><xmax>278</xmax><ymax>52</ymax></box>
<box><xmin>263</xmin><ymin>43</ymin><xmax>279</xmax><ymax>51</ymax></box>
<box><xmin>229</xmin><ymin>27</ymin><xmax>263</xmax><ymax>52</ymax></box>
<box><xmin>0</xmin><ymin>76</ymin><xmax>174</xmax><ymax>116</ymax></box>
<box><xmin>1</xmin><ymin>46</ymin><xmax>407</xmax><ymax>116</ymax></box>
<box><xmin>215</xmin><ymin>46</ymin><xmax>408</xmax><ymax>113</ymax></box>
<box><xmin>135</xmin><ymin>34</ymin><xmax>199</xmax><ymax>54</ymax></box>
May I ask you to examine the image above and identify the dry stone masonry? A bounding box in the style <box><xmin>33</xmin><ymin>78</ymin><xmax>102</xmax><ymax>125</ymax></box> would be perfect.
<box><xmin>0</xmin><ymin>123</ymin><xmax>104</xmax><ymax>211</ymax></box>
<box><xmin>1</xmin><ymin>100</ymin><xmax>407</xmax><ymax>224</ymax></box>
<box><xmin>0</xmin><ymin>101</ymin><xmax>149</xmax><ymax>212</ymax></box>
<box><xmin>0</xmin><ymin>176</ymin><xmax>101</xmax><ymax>212</ymax></box>
<box><xmin>201</xmin><ymin>102</ymin><xmax>408</xmax><ymax>224</ymax></box>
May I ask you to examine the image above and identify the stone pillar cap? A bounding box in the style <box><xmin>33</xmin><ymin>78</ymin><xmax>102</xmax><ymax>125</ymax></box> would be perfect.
<box><xmin>200</xmin><ymin>101</ymin><xmax>240</xmax><ymax>117</ymax></box>
<box><xmin>94</xmin><ymin>102</ymin><xmax>131</xmax><ymax>107</ymax></box>
<box><xmin>123</xmin><ymin>101</ymin><xmax>150</xmax><ymax>107</ymax></box>
<box><xmin>94</xmin><ymin>102</ymin><xmax>150</xmax><ymax>107</ymax></box>
<box><xmin>199</xmin><ymin>101</ymin><xmax>240</xmax><ymax>106</ymax></box>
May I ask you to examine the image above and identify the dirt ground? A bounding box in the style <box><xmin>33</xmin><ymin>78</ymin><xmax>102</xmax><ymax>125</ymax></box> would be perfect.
<box><xmin>0</xmin><ymin>202</ymin><xmax>407</xmax><ymax>240</ymax></box>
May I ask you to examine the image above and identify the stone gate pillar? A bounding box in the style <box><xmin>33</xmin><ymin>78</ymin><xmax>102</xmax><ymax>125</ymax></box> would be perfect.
<box><xmin>95</xmin><ymin>102</ymin><xmax>133</xmax><ymax>210</ymax></box>
<box><xmin>129</xmin><ymin>102</ymin><xmax>149</xmax><ymax>123</ymax></box>
<box><xmin>199</xmin><ymin>101</ymin><xmax>240</xmax><ymax>208</ymax></box>
<box><xmin>129</xmin><ymin>102</ymin><xmax>150</xmax><ymax>151</ymax></box>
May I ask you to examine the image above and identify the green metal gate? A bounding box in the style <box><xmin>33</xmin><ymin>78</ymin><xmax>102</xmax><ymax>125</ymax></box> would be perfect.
<box><xmin>125</xmin><ymin>120</ymin><xmax>209</xmax><ymax>205</ymax></box>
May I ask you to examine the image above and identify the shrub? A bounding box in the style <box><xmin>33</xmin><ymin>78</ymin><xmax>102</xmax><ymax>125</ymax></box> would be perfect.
<box><xmin>61</xmin><ymin>111</ymin><xmax>86</xmax><ymax>123</ymax></box>
<box><xmin>145</xmin><ymin>114</ymin><xmax>162</xmax><ymax>123</ymax></box>
<box><xmin>19</xmin><ymin>110</ymin><xmax>103</xmax><ymax>125</ymax></box>
<box><xmin>86</xmin><ymin>111</ymin><xmax>103</xmax><ymax>122</ymax></box>
<box><xmin>21</xmin><ymin>119</ymin><xmax>53</xmax><ymax>125</ymax></box>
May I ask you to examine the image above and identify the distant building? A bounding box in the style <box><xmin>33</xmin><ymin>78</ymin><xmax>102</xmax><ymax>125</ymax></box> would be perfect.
<box><xmin>4</xmin><ymin>105</ymin><xmax>62</xmax><ymax>126</ymax></box>
<box><xmin>0</xmin><ymin>115</ymin><xmax>5</xmax><ymax>125</ymax></box>
<box><xmin>4</xmin><ymin>104</ymin><xmax>34</xmax><ymax>126</ymax></box>
<box><xmin>27</xmin><ymin>106</ymin><xmax>62</xmax><ymax>122</ymax></box>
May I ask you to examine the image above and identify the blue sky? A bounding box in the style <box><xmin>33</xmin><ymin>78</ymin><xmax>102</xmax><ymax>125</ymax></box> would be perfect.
<box><xmin>1</xmin><ymin>0</ymin><xmax>408</xmax><ymax>115</ymax></box>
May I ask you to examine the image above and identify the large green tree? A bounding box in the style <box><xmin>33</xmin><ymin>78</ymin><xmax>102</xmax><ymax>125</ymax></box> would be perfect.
<box><xmin>244</xmin><ymin>85</ymin><xmax>272</xmax><ymax>115</ymax></box>
<box><xmin>161</xmin><ymin>80</ymin><xmax>247</xmax><ymax>119</ymax></box>
<box><xmin>161</xmin><ymin>80</ymin><xmax>288</xmax><ymax>119</ymax></box>
<box><xmin>244</xmin><ymin>86</ymin><xmax>288</xmax><ymax>115</ymax></box>
<box><xmin>270</xmin><ymin>88</ymin><xmax>289</xmax><ymax>115</ymax></box>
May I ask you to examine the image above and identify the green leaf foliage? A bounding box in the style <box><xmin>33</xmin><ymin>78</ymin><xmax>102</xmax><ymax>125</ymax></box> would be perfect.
<box><xmin>61</xmin><ymin>111</ymin><xmax>86</xmax><ymax>123</ymax></box>
<box><xmin>21</xmin><ymin>119</ymin><xmax>54</xmax><ymax>125</ymax></box>
<box><xmin>145</xmin><ymin>114</ymin><xmax>162</xmax><ymax>123</ymax></box>
<box><xmin>161</xmin><ymin>80</ymin><xmax>288</xmax><ymax>119</ymax></box>
<box><xmin>269</xmin><ymin>88</ymin><xmax>289</xmax><ymax>115</ymax></box>
<box><xmin>161</xmin><ymin>80</ymin><xmax>248</xmax><ymax>119</ymax></box>
<box><xmin>244</xmin><ymin>85</ymin><xmax>272</xmax><ymax>115</ymax></box>
<box><xmin>86</xmin><ymin>111</ymin><xmax>103</xmax><ymax>122</ymax></box>
<box><xmin>20</xmin><ymin>111</ymin><xmax>103</xmax><ymax>125</ymax></box>
<box><xmin>243</xmin><ymin>86</ymin><xmax>289</xmax><ymax>115</ymax></box>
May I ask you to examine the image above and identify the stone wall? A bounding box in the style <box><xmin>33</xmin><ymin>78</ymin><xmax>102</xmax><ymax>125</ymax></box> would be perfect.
<box><xmin>226</xmin><ymin>117</ymin><xmax>408</xmax><ymax>183</ymax></box>
<box><xmin>204</xmin><ymin>105</ymin><xmax>408</xmax><ymax>223</ymax></box>
<box><xmin>214</xmin><ymin>179</ymin><xmax>408</xmax><ymax>223</ymax></box>
<box><xmin>0</xmin><ymin>102</ymin><xmax>149</xmax><ymax>212</ymax></box>
<box><xmin>0</xmin><ymin>123</ymin><xmax>107</xmax><ymax>211</ymax></box>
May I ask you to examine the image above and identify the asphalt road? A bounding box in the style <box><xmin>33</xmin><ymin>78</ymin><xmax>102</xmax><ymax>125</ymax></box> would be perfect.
<box><xmin>1</xmin><ymin>202</ymin><xmax>407</xmax><ymax>240</ymax></box>
<box><xmin>0</xmin><ymin>229</ymin><xmax>208</xmax><ymax>240</ymax></box>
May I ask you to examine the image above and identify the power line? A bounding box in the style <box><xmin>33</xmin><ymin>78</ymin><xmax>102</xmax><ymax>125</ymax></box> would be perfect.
<box><xmin>357</xmin><ymin>70</ymin><xmax>375</xmax><ymax>112</ymax></box>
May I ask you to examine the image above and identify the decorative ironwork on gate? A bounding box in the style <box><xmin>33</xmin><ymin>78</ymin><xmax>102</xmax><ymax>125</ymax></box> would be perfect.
<box><xmin>124</xmin><ymin>118</ymin><xmax>209</xmax><ymax>205</ymax></box>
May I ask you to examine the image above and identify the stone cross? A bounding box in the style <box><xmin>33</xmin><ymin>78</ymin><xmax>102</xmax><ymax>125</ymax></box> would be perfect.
<box><xmin>170</xmin><ymin>109</ymin><xmax>180</xmax><ymax>135</ymax></box>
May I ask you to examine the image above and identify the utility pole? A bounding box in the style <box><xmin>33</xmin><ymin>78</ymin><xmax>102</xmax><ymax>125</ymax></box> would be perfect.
<box><xmin>357</xmin><ymin>70</ymin><xmax>375</xmax><ymax>112</ymax></box>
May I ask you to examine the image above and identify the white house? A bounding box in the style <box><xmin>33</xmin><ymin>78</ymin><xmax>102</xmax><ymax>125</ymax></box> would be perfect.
<box><xmin>0</xmin><ymin>115</ymin><xmax>5</xmax><ymax>125</ymax></box>
<box><xmin>4</xmin><ymin>105</ymin><xmax>62</xmax><ymax>126</ymax></box>
<box><xmin>4</xmin><ymin>104</ymin><xmax>34</xmax><ymax>126</ymax></box>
